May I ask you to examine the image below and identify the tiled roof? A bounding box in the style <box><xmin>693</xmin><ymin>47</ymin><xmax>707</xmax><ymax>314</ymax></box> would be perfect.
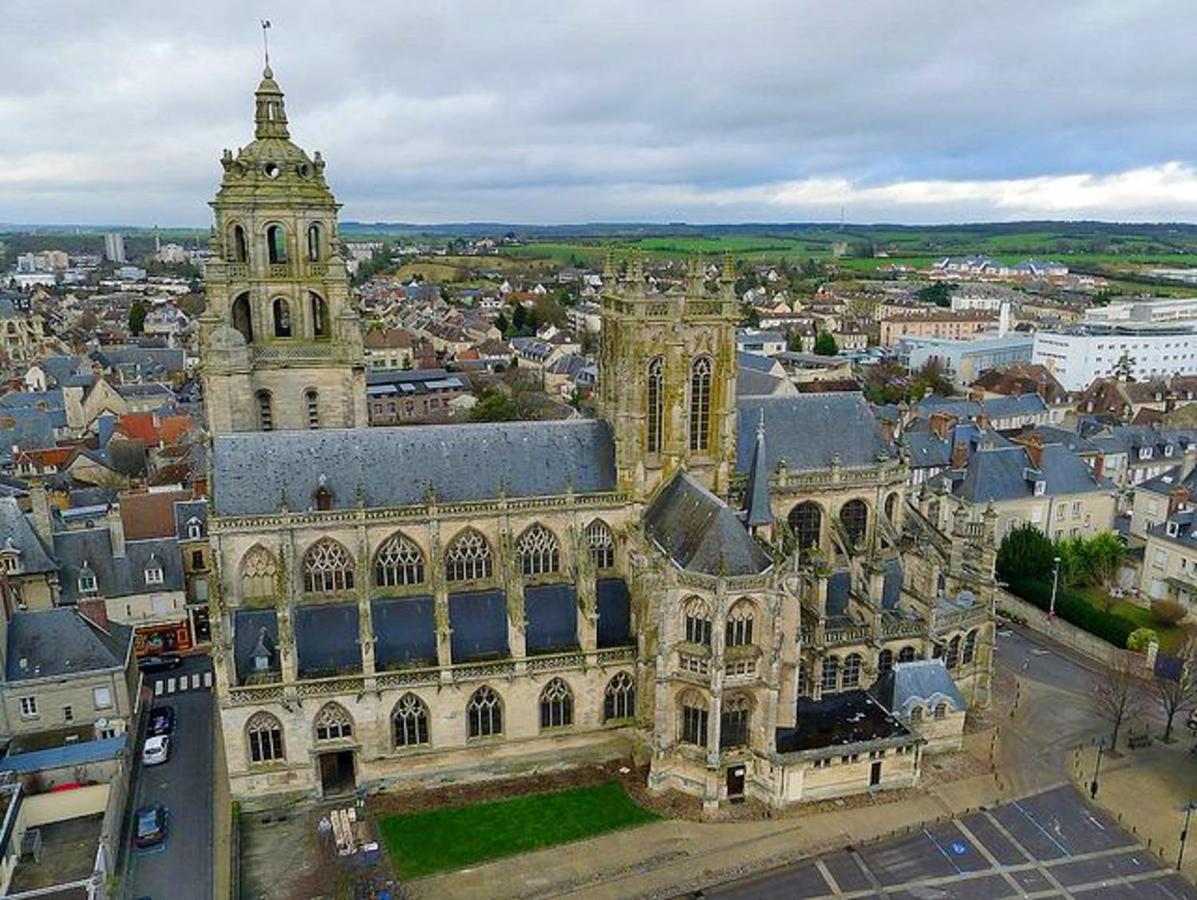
<box><xmin>736</xmin><ymin>392</ymin><xmax>890</xmax><ymax>475</ymax></box>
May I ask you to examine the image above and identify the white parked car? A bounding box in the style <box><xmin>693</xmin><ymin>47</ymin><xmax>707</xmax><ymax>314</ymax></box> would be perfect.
<box><xmin>142</xmin><ymin>735</ymin><xmax>170</xmax><ymax>767</ymax></box>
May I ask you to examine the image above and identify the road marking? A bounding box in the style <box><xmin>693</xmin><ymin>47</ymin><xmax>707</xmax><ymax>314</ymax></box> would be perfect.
<box><xmin>1087</xmin><ymin>815</ymin><xmax>1106</xmax><ymax>831</ymax></box>
<box><xmin>1031</xmin><ymin>649</ymin><xmax>1052</xmax><ymax>656</ymax></box>
<box><xmin>154</xmin><ymin>681</ymin><xmax>163</xmax><ymax>696</ymax></box>
<box><xmin>923</xmin><ymin>826</ymin><xmax>965</xmax><ymax>875</ymax></box>
<box><xmin>814</xmin><ymin>859</ymin><xmax>843</xmax><ymax>897</ymax></box>
<box><xmin>1012</xmin><ymin>799</ymin><xmax>1072</xmax><ymax>858</ymax></box>
<box><xmin>203</xmin><ymin>671</ymin><xmax>212</xmax><ymax>688</ymax></box>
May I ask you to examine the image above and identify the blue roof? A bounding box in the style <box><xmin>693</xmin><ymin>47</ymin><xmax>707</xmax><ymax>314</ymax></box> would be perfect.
<box><xmin>0</xmin><ymin>735</ymin><xmax>126</xmax><ymax>774</ymax></box>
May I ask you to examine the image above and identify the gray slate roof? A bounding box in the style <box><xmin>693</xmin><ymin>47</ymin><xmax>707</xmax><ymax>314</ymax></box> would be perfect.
<box><xmin>952</xmin><ymin>443</ymin><xmax>1108</xmax><ymax>503</ymax></box>
<box><xmin>644</xmin><ymin>472</ymin><xmax>771</xmax><ymax>576</ymax></box>
<box><xmin>53</xmin><ymin>530</ymin><xmax>184</xmax><ymax>604</ymax></box>
<box><xmin>736</xmin><ymin>393</ymin><xmax>890</xmax><ymax>475</ymax></box>
<box><xmin>871</xmin><ymin>659</ymin><xmax>966</xmax><ymax>717</ymax></box>
<box><xmin>6</xmin><ymin>608</ymin><xmax>132</xmax><ymax>681</ymax></box>
<box><xmin>211</xmin><ymin>420</ymin><xmax>616</xmax><ymax>516</ymax></box>
<box><xmin>0</xmin><ymin>497</ymin><xmax>55</xmax><ymax>573</ymax></box>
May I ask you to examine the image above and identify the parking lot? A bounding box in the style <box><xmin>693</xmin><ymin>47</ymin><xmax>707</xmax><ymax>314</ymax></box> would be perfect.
<box><xmin>706</xmin><ymin>784</ymin><xmax>1197</xmax><ymax>899</ymax></box>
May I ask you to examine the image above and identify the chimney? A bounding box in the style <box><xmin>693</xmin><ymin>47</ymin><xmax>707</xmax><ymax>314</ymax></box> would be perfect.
<box><xmin>77</xmin><ymin>597</ymin><xmax>109</xmax><ymax>632</ymax></box>
<box><xmin>1023</xmin><ymin>434</ymin><xmax>1045</xmax><ymax>470</ymax></box>
<box><xmin>28</xmin><ymin>484</ymin><xmax>52</xmax><ymax>547</ymax></box>
<box><xmin>108</xmin><ymin>509</ymin><xmax>125</xmax><ymax>558</ymax></box>
<box><xmin>975</xmin><ymin>410</ymin><xmax>990</xmax><ymax>430</ymax></box>
<box><xmin>1093</xmin><ymin>451</ymin><xmax>1105</xmax><ymax>483</ymax></box>
<box><xmin>951</xmin><ymin>440</ymin><xmax>969</xmax><ymax>470</ymax></box>
<box><xmin>1169</xmin><ymin>486</ymin><xmax>1191</xmax><ymax>517</ymax></box>
<box><xmin>1183</xmin><ymin>447</ymin><xmax>1197</xmax><ymax>482</ymax></box>
<box><xmin>929</xmin><ymin>411</ymin><xmax>955</xmax><ymax>440</ymax></box>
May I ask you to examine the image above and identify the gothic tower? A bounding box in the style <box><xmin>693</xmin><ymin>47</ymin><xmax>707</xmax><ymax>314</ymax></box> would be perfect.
<box><xmin>598</xmin><ymin>253</ymin><xmax>739</xmax><ymax>499</ymax></box>
<box><xmin>200</xmin><ymin>65</ymin><xmax>367</xmax><ymax>434</ymax></box>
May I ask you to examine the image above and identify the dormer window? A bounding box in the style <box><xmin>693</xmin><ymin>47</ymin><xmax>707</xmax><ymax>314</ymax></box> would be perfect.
<box><xmin>186</xmin><ymin>517</ymin><xmax>203</xmax><ymax>540</ymax></box>
<box><xmin>78</xmin><ymin>565</ymin><xmax>97</xmax><ymax>595</ymax></box>
<box><xmin>1166</xmin><ymin>445</ymin><xmax>1175</xmax><ymax>458</ymax></box>
<box><xmin>1168</xmin><ymin>521</ymin><xmax>1181</xmax><ymax>538</ymax></box>
<box><xmin>144</xmin><ymin>556</ymin><xmax>164</xmax><ymax>586</ymax></box>
<box><xmin>1034</xmin><ymin>480</ymin><xmax>1047</xmax><ymax>496</ymax></box>
<box><xmin>1140</xmin><ymin>448</ymin><xmax>1153</xmax><ymax>460</ymax></box>
<box><xmin>2</xmin><ymin>555</ymin><xmax>19</xmax><ymax>575</ymax></box>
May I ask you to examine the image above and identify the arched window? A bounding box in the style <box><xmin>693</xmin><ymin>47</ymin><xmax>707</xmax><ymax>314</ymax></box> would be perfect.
<box><xmin>683</xmin><ymin>596</ymin><xmax>712</xmax><ymax>646</ymax></box>
<box><xmin>240</xmin><ymin>545</ymin><xmax>278</xmax><ymax>602</ymax></box>
<box><xmin>878</xmin><ymin>649</ymin><xmax>894</xmax><ymax>677</ymax></box>
<box><xmin>821</xmin><ymin>656</ymin><xmax>839</xmax><ymax>692</ymax></box>
<box><xmin>444</xmin><ymin>529</ymin><xmax>492</xmax><ymax>582</ymax></box>
<box><xmin>646</xmin><ymin>357</ymin><xmax>664</xmax><ymax>454</ymax></box>
<box><xmin>272</xmin><ymin>297</ymin><xmax>292</xmax><ymax>338</ymax></box>
<box><xmin>898</xmin><ymin>645</ymin><xmax>917</xmax><ymax>664</ymax></box>
<box><xmin>517</xmin><ymin>524</ymin><xmax>560</xmax><ymax>576</ymax></box>
<box><xmin>256</xmin><ymin>390</ymin><xmax>273</xmax><ymax>431</ymax></box>
<box><xmin>840</xmin><ymin>499</ymin><xmax>868</xmax><ymax>547</ymax></box>
<box><xmin>305</xmin><ymin>389</ymin><xmax>319</xmax><ymax>429</ymax></box>
<box><xmin>539</xmin><ymin>677</ymin><xmax>574</xmax><ymax>729</ymax></box>
<box><xmin>885</xmin><ymin>492</ymin><xmax>899</xmax><ymax>524</ymax></box>
<box><xmin>313</xmin><ymin>486</ymin><xmax>333</xmax><ymax>511</ymax></box>
<box><xmin>604</xmin><ymin>672</ymin><xmax>635</xmax><ymax>722</ymax></box>
<box><xmin>467</xmin><ymin>686</ymin><xmax>502</xmax><ymax>738</ymax></box>
<box><xmin>688</xmin><ymin>356</ymin><xmax>713</xmax><ymax>452</ymax></box>
<box><xmin>720</xmin><ymin>695</ymin><xmax>750</xmax><ymax>749</ymax></box>
<box><xmin>392</xmin><ymin>694</ymin><xmax>430</xmax><ymax>747</ymax></box>
<box><xmin>313</xmin><ymin>702</ymin><xmax>353</xmax><ymax>741</ymax></box>
<box><xmin>946</xmin><ymin>634</ymin><xmax>961</xmax><ymax>669</ymax></box>
<box><xmin>933</xmin><ymin>702</ymin><xmax>948</xmax><ymax>720</ymax></box>
<box><xmin>311</xmin><ymin>292</ymin><xmax>329</xmax><ymax>338</ymax></box>
<box><xmin>679</xmin><ymin>691</ymin><xmax>709</xmax><ymax>746</ymax></box>
<box><xmin>375</xmin><ymin>532</ymin><xmax>425</xmax><ymax>587</ymax></box>
<box><xmin>246</xmin><ymin>711</ymin><xmax>284</xmax><ymax>763</ymax></box>
<box><xmin>798</xmin><ymin>664</ymin><xmax>810</xmax><ymax>697</ymax></box>
<box><xmin>266</xmin><ymin>224</ymin><xmax>287</xmax><ymax>264</ymax></box>
<box><xmin>231</xmin><ymin>224</ymin><xmax>248</xmax><ymax>263</ymax></box>
<box><xmin>186</xmin><ymin>518</ymin><xmax>203</xmax><ymax>540</ymax></box>
<box><xmin>788</xmin><ymin>503</ymin><xmax>822</xmax><ymax>556</ymax></box>
<box><xmin>302</xmin><ymin>538</ymin><xmax>355</xmax><ymax>593</ymax></box>
<box><xmin>963</xmin><ymin>629</ymin><xmax>978</xmax><ymax>665</ymax></box>
<box><xmin>910</xmin><ymin>705</ymin><xmax>924</xmax><ymax>723</ymax></box>
<box><xmin>725</xmin><ymin>599</ymin><xmax>755</xmax><ymax>647</ymax></box>
<box><xmin>232</xmin><ymin>292</ymin><xmax>253</xmax><ymax>343</ymax></box>
<box><xmin>307</xmin><ymin>222</ymin><xmax>322</xmax><ymax>261</ymax></box>
<box><xmin>586</xmin><ymin>520</ymin><xmax>615</xmax><ymax>570</ymax></box>
<box><xmin>842</xmin><ymin>653</ymin><xmax>863</xmax><ymax>688</ymax></box>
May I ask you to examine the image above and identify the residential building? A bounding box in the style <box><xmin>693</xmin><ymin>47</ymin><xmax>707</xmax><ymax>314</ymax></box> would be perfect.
<box><xmin>880</xmin><ymin>312</ymin><xmax>997</xmax><ymax>346</ymax></box>
<box><xmin>363</xmin><ymin>327</ymin><xmax>415</xmax><ymax>370</ymax></box>
<box><xmin>365</xmin><ymin>368</ymin><xmax>472</xmax><ymax>425</ymax></box>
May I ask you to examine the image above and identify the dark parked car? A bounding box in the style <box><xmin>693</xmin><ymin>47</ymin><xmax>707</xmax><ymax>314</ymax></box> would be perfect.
<box><xmin>147</xmin><ymin>706</ymin><xmax>175</xmax><ymax>737</ymax></box>
<box><xmin>138</xmin><ymin>655</ymin><xmax>183</xmax><ymax>673</ymax></box>
<box><xmin>134</xmin><ymin>805</ymin><xmax>168</xmax><ymax>849</ymax></box>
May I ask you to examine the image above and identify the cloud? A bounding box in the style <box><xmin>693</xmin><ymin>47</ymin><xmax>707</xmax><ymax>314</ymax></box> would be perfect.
<box><xmin>2</xmin><ymin>0</ymin><xmax>1196</xmax><ymax>224</ymax></box>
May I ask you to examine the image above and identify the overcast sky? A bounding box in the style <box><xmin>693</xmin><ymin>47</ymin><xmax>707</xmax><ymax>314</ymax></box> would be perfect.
<box><xmin>4</xmin><ymin>0</ymin><xmax>1197</xmax><ymax>226</ymax></box>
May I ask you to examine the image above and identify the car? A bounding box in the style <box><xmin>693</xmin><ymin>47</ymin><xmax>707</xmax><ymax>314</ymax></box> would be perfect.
<box><xmin>142</xmin><ymin>735</ymin><xmax>170</xmax><ymax>766</ymax></box>
<box><xmin>134</xmin><ymin>805</ymin><xmax>168</xmax><ymax>849</ymax></box>
<box><xmin>138</xmin><ymin>654</ymin><xmax>183</xmax><ymax>673</ymax></box>
<box><xmin>147</xmin><ymin>706</ymin><xmax>175</xmax><ymax>737</ymax></box>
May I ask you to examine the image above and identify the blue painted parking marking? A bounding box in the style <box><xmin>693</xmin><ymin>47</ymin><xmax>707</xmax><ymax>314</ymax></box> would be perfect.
<box><xmin>950</xmin><ymin>840</ymin><xmax>968</xmax><ymax>855</ymax></box>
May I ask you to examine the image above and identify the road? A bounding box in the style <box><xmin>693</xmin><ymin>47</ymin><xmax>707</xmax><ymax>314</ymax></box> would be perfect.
<box><xmin>124</xmin><ymin>654</ymin><xmax>214</xmax><ymax>900</ymax></box>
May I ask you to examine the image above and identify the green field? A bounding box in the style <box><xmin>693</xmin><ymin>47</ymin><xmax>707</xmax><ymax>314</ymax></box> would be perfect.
<box><xmin>377</xmin><ymin>781</ymin><xmax>659</xmax><ymax>878</ymax></box>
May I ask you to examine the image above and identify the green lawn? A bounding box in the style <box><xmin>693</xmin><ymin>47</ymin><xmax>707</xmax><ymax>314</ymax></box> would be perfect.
<box><xmin>377</xmin><ymin>781</ymin><xmax>659</xmax><ymax>878</ymax></box>
<box><xmin>1076</xmin><ymin>588</ymin><xmax>1191</xmax><ymax>653</ymax></box>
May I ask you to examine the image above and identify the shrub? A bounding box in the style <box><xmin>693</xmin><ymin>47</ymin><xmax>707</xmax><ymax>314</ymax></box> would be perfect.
<box><xmin>1127</xmin><ymin>627</ymin><xmax>1159</xmax><ymax>652</ymax></box>
<box><xmin>1007</xmin><ymin>577</ymin><xmax>1138</xmax><ymax>648</ymax></box>
<box><xmin>1150</xmin><ymin>598</ymin><xmax>1187</xmax><ymax>627</ymax></box>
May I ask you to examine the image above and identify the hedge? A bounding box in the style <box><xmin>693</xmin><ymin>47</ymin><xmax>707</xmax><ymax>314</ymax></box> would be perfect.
<box><xmin>1007</xmin><ymin>577</ymin><xmax>1137</xmax><ymax>648</ymax></box>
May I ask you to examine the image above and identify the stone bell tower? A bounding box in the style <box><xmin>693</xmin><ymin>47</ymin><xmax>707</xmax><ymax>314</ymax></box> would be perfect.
<box><xmin>199</xmin><ymin>63</ymin><xmax>367</xmax><ymax>434</ymax></box>
<box><xmin>598</xmin><ymin>252</ymin><xmax>739</xmax><ymax>499</ymax></box>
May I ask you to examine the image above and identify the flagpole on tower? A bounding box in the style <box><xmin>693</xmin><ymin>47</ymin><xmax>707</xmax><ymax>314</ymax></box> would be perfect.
<box><xmin>261</xmin><ymin>19</ymin><xmax>272</xmax><ymax>70</ymax></box>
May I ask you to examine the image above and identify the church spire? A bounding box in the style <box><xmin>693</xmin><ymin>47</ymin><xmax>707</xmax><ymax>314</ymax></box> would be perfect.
<box><xmin>253</xmin><ymin>63</ymin><xmax>290</xmax><ymax>140</ymax></box>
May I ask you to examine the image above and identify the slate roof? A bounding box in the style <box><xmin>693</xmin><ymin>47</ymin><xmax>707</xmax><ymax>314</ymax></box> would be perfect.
<box><xmin>6</xmin><ymin>608</ymin><xmax>132</xmax><ymax>681</ymax></box>
<box><xmin>775</xmin><ymin>690</ymin><xmax>912</xmax><ymax>754</ymax></box>
<box><xmin>644</xmin><ymin>472</ymin><xmax>771</xmax><ymax>576</ymax></box>
<box><xmin>1089</xmin><ymin>425</ymin><xmax>1197</xmax><ymax>459</ymax></box>
<box><xmin>53</xmin><ymin>530</ymin><xmax>184</xmax><ymax>604</ymax></box>
<box><xmin>871</xmin><ymin>659</ymin><xmax>966</xmax><ymax>717</ymax></box>
<box><xmin>951</xmin><ymin>443</ymin><xmax>1108</xmax><ymax>503</ymax></box>
<box><xmin>916</xmin><ymin>393</ymin><xmax>1048</xmax><ymax>421</ymax></box>
<box><xmin>0</xmin><ymin>408</ymin><xmax>61</xmax><ymax>456</ymax></box>
<box><xmin>0</xmin><ymin>735</ymin><xmax>126</xmax><ymax>774</ymax></box>
<box><xmin>0</xmin><ymin>497</ymin><xmax>55</xmax><ymax>574</ymax></box>
<box><xmin>0</xmin><ymin>390</ymin><xmax>63</xmax><ymax>411</ymax></box>
<box><xmin>742</xmin><ymin>417</ymin><xmax>773</xmax><ymax>527</ymax></box>
<box><xmin>173</xmin><ymin>499</ymin><xmax>207</xmax><ymax>540</ymax></box>
<box><xmin>736</xmin><ymin>393</ymin><xmax>890</xmax><ymax>475</ymax></box>
<box><xmin>211</xmin><ymin>420</ymin><xmax>616</xmax><ymax>516</ymax></box>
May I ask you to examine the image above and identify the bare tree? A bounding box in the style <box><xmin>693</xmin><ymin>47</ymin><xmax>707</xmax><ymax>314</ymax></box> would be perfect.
<box><xmin>1094</xmin><ymin>655</ymin><xmax>1148</xmax><ymax>750</ymax></box>
<box><xmin>1153</xmin><ymin>639</ymin><xmax>1197</xmax><ymax>742</ymax></box>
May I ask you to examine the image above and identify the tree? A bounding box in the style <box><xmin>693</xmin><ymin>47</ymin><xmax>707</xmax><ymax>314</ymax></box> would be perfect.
<box><xmin>917</xmin><ymin>282</ymin><xmax>954</xmax><ymax>308</ymax></box>
<box><xmin>1113</xmin><ymin>352</ymin><xmax>1136</xmax><ymax>381</ymax></box>
<box><xmin>740</xmin><ymin>306</ymin><xmax>761</xmax><ymax>328</ymax></box>
<box><xmin>1093</xmin><ymin>656</ymin><xmax>1147</xmax><ymax>750</ymax></box>
<box><xmin>909</xmin><ymin>359</ymin><xmax>954</xmax><ymax>400</ymax></box>
<box><xmin>1152</xmin><ymin>639</ymin><xmax>1197</xmax><ymax>742</ymax></box>
<box><xmin>996</xmin><ymin>523</ymin><xmax>1056</xmax><ymax>586</ymax></box>
<box><xmin>1086</xmin><ymin>532</ymin><xmax>1126</xmax><ymax>591</ymax></box>
<box><xmin>1150</xmin><ymin>597</ymin><xmax>1187</xmax><ymax>627</ymax></box>
<box><xmin>813</xmin><ymin>331</ymin><xmax>839</xmax><ymax>356</ymax></box>
<box><xmin>128</xmin><ymin>300</ymin><xmax>147</xmax><ymax>336</ymax></box>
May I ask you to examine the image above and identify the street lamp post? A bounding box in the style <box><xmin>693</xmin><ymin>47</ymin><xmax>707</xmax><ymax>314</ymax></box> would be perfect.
<box><xmin>1090</xmin><ymin>737</ymin><xmax>1104</xmax><ymax>800</ymax></box>
<box><xmin>1049</xmin><ymin>555</ymin><xmax>1062</xmax><ymax>622</ymax></box>
<box><xmin>1179</xmin><ymin>801</ymin><xmax>1197</xmax><ymax>871</ymax></box>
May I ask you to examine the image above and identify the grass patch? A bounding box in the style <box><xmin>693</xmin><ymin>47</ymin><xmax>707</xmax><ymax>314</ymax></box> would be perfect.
<box><xmin>1075</xmin><ymin>588</ymin><xmax>1191</xmax><ymax>653</ymax></box>
<box><xmin>377</xmin><ymin>780</ymin><xmax>659</xmax><ymax>878</ymax></box>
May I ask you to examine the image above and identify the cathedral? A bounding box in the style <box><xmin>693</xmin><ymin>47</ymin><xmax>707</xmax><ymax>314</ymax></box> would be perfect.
<box><xmin>205</xmin><ymin>66</ymin><xmax>996</xmax><ymax>811</ymax></box>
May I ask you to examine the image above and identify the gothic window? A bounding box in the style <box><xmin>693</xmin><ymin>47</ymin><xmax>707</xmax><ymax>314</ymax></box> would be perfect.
<box><xmin>256</xmin><ymin>390</ymin><xmax>273</xmax><ymax>431</ymax></box>
<box><xmin>725</xmin><ymin>599</ymin><xmax>755</xmax><ymax>647</ymax></box>
<box><xmin>878</xmin><ymin>649</ymin><xmax>894</xmax><ymax>677</ymax></box>
<box><xmin>266</xmin><ymin>224</ymin><xmax>287</xmax><ymax>264</ymax></box>
<box><xmin>539</xmin><ymin>677</ymin><xmax>573</xmax><ymax>729</ymax></box>
<box><xmin>392</xmin><ymin>693</ymin><xmax>429</xmax><ymax>747</ymax></box>
<box><xmin>603</xmin><ymin>672</ymin><xmax>635</xmax><ymax>722</ymax></box>
<box><xmin>946</xmin><ymin>634</ymin><xmax>961</xmax><ymax>669</ymax></box>
<box><xmin>272</xmin><ymin>297</ymin><xmax>292</xmax><ymax>337</ymax></box>
<box><xmin>518</xmin><ymin>524</ymin><xmax>560</xmax><ymax>576</ymax></box>
<box><xmin>307</xmin><ymin>223</ymin><xmax>322</xmax><ymax>261</ymax></box>
<box><xmin>840</xmin><ymin>499</ymin><xmax>868</xmax><ymax>547</ymax></box>
<box><xmin>720</xmin><ymin>695</ymin><xmax>750</xmax><ymax>749</ymax></box>
<box><xmin>586</xmin><ymin>520</ymin><xmax>615</xmax><ymax>570</ymax></box>
<box><xmin>898</xmin><ymin>645</ymin><xmax>917</xmax><ymax>663</ymax></box>
<box><xmin>444</xmin><ymin>529</ymin><xmax>492</xmax><ymax>582</ymax></box>
<box><xmin>311</xmin><ymin>292</ymin><xmax>329</xmax><ymax>339</ymax></box>
<box><xmin>821</xmin><ymin>656</ymin><xmax>839</xmax><ymax>692</ymax></box>
<box><xmin>467</xmin><ymin>685</ymin><xmax>502</xmax><ymax>738</ymax></box>
<box><xmin>963</xmin><ymin>629</ymin><xmax>978</xmax><ymax>665</ymax></box>
<box><xmin>788</xmin><ymin>502</ymin><xmax>822</xmax><ymax>556</ymax></box>
<box><xmin>247</xmin><ymin>711</ymin><xmax>285</xmax><ymax>763</ymax></box>
<box><xmin>302</xmin><ymin>538</ymin><xmax>355</xmax><ymax>593</ymax></box>
<box><xmin>231</xmin><ymin>225</ymin><xmax>248</xmax><ymax>263</ymax></box>
<box><xmin>313</xmin><ymin>702</ymin><xmax>353</xmax><ymax>741</ymax></box>
<box><xmin>688</xmin><ymin>356</ymin><xmax>713</xmax><ymax>452</ymax></box>
<box><xmin>683</xmin><ymin>596</ymin><xmax>712</xmax><ymax>646</ymax></box>
<box><xmin>885</xmin><ymin>491</ymin><xmax>900</xmax><ymax>524</ymax></box>
<box><xmin>679</xmin><ymin>691</ymin><xmax>709</xmax><ymax>746</ymax></box>
<box><xmin>842</xmin><ymin>653</ymin><xmax>863</xmax><ymax>688</ymax></box>
<box><xmin>232</xmin><ymin>292</ymin><xmax>253</xmax><ymax>343</ymax></box>
<box><xmin>375</xmin><ymin>532</ymin><xmax>425</xmax><ymax>587</ymax></box>
<box><xmin>305</xmin><ymin>389</ymin><xmax>319</xmax><ymax>429</ymax></box>
<box><xmin>646</xmin><ymin>357</ymin><xmax>664</xmax><ymax>454</ymax></box>
<box><xmin>240</xmin><ymin>546</ymin><xmax>278</xmax><ymax>602</ymax></box>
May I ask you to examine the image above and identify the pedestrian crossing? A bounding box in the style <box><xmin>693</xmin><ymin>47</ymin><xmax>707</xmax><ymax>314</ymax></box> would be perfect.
<box><xmin>153</xmin><ymin>671</ymin><xmax>213</xmax><ymax>696</ymax></box>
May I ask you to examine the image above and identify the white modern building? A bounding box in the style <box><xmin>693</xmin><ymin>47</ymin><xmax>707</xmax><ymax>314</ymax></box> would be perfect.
<box><xmin>1084</xmin><ymin>296</ymin><xmax>1197</xmax><ymax>326</ymax></box>
<box><xmin>897</xmin><ymin>333</ymin><xmax>1034</xmax><ymax>388</ymax></box>
<box><xmin>103</xmin><ymin>233</ymin><xmax>126</xmax><ymax>264</ymax></box>
<box><xmin>1033</xmin><ymin>325</ymin><xmax>1197</xmax><ymax>391</ymax></box>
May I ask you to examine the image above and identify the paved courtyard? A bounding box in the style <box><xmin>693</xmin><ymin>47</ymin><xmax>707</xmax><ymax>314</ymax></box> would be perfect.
<box><xmin>705</xmin><ymin>784</ymin><xmax>1196</xmax><ymax>899</ymax></box>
